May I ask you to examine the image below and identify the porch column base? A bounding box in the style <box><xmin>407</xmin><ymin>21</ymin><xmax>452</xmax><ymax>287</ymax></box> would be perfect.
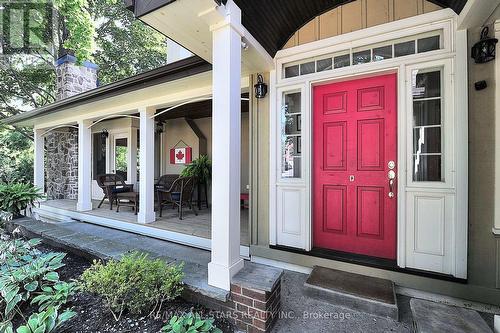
<box><xmin>208</xmin><ymin>259</ymin><xmax>244</xmax><ymax>291</ymax></box>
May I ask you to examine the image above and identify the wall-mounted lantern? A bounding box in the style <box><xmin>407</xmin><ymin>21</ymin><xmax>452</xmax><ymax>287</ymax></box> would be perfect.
<box><xmin>156</xmin><ymin>122</ymin><xmax>164</xmax><ymax>134</ymax></box>
<box><xmin>471</xmin><ymin>27</ymin><xmax>498</xmax><ymax>64</ymax></box>
<box><xmin>254</xmin><ymin>74</ymin><xmax>268</xmax><ymax>99</ymax></box>
<box><xmin>100</xmin><ymin>128</ymin><xmax>109</xmax><ymax>140</ymax></box>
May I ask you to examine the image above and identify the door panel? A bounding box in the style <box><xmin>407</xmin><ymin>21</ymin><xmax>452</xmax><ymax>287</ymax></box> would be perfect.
<box><xmin>313</xmin><ymin>73</ymin><xmax>397</xmax><ymax>260</ymax></box>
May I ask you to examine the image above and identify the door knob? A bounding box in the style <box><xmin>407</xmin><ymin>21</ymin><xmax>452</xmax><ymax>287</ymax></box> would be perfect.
<box><xmin>388</xmin><ymin>170</ymin><xmax>396</xmax><ymax>198</ymax></box>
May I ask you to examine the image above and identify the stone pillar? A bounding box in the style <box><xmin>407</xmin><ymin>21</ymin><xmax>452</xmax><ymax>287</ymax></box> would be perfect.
<box><xmin>207</xmin><ymin>0</ymin><xmax>244</xmax><ymax>291</ymax></box>
<box><xmin>138</xmin><ymin>107</ymin><xmax>156</xmax><ymax>224</ymax></box>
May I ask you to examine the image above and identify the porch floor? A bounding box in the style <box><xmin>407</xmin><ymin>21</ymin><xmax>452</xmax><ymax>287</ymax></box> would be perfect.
<box><xmin>40</xmin><ymin>199</ymin><xmax>249</xmax><ymax>246</ymax></box>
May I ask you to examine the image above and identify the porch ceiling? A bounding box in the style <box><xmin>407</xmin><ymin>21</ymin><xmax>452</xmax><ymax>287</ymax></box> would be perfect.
<box><xmin>155</xmin><ymin>93</ymin><xmax>249</xmax><ymax>121</ymax></box>
<box><xmin>130</xmin><ymin>0</ymin><xmax>468</xmax><ymax>58</ymax></box>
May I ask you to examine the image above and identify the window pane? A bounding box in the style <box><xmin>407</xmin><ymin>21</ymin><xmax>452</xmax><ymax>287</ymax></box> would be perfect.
<box><xmin>317</xmin><ymin>58</ymin><xmax>333</xmax><ymax>72</ymax></box>
<box><xmin>115</xmin><ymin>138</ymin><xmax>128</xmax><ymax>180</ymax></box>
<box><xmin>413</xmin><ymin>127</ymin><xmax>441</xmax><ymax>154</ymax></box>
<box><xmin>395</xmin><ymin>41</ymin><xmax>415</xmax><ymax>57</ymax></box>
<box><xmin>413</xmin><ymin>155</ymin><xmax>442</xmax><ymax>181</ymax></box>
<box><xmin>353</xmin><ymin>49</ymin><xmax>371</xmax><ymax>65</ymax></box>
<box><xmin>413</xmin><ymin>71</ymin><xmax>441</xmax><ymax>99</ymax></box>
<box><xmin>284</xmin><ymin>65</ymin><xmax>299</xmax><ymax>78</ymax></box>
<box><xmin>285</xmin><ymin>115</ymin><xmax>301</xmax><ymax>135</ymax></box>
<box><xmin>300</xmin><ymin>61</ymin><xmax>315</xmax><ymax>75</ymax></box>
<box><xmin>373</xmin><ymin>45</ymin><xmax>392</xmax><ymax>61</ymax></box>
<box><xmin>284</xmin><ymin>92</ymin><xmax>301</xmax><ymax>114</ymax></box>
<box><xmin>334</xmin><ymin>54</ymin><xmax>350</xmax><ymax>69</ymax></box>
<box><xmin>413</xmin><ymin>100</ymin><xmax>441</xmax><ymax>126</ymax></box>
<box><xmin>281</xmin><ymin>91</ymin><xmax>302</xmax><ymax>179</ymax></box>
<box><xmin>418</xmin><ymin>36</ymin><xmax>440</xmax><ymax>53</ymax></box>
<box><xmin>93</xmin><ymin>133</ymin><xmax>106</xmax><ymax>180</ymax></box>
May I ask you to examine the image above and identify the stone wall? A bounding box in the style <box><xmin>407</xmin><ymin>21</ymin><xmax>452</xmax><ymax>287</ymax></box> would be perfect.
<box><xmin>45</xmin><ymin>129</ymin><xmax>78</xmax><ymax>200</ymax></box>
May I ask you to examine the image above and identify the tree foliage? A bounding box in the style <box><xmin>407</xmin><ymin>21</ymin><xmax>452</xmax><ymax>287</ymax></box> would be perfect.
<box><xmin>0</xmin><ymin>0</ymin><xmax>168</xmax><ymax>184</ymax></box>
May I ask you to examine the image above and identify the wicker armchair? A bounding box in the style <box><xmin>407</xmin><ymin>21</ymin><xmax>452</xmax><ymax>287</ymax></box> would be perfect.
<box><xmin>156</xmin><ymin>176</ymin><xmax>197</xmax><ymax>219</ymax></box>
<box><xmin>96</xmin><ymin>174</ymin><xmax>134</xmax><ymax>210</ymax></box>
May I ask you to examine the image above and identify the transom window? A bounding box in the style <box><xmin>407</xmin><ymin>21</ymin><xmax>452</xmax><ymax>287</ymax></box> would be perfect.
<box><xmin>283</xmin><ymin>31</ymin><xmax>442</xmax><ymax>79</ymax></box>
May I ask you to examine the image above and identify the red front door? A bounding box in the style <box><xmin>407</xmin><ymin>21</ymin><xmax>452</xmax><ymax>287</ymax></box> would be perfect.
<box><xmin>313</xmin><ymin>74</ymin><xmax>397</xmax><ymax>260</ymax></box>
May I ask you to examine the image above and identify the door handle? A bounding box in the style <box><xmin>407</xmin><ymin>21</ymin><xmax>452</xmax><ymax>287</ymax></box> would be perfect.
<box><xmin>388</xmin><ymin>170</ymin><xmax>396</xmax><ymax>198</ymax></box>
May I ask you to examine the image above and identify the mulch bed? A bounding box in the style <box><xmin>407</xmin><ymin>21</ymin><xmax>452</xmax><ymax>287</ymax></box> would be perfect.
<box><xmin>13</xmin><ymin>241</ymin><xmax>235</xmax><ymax>333</ymax></box>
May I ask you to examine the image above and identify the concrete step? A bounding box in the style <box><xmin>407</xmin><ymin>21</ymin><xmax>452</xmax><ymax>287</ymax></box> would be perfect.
<box><xmin>410</xmin><ymin>298</ymin><xmax>492</xmax><ymax>333</ymax></box>
<box><xmin>32</xmin><ymin>206</ymin><xmax>76</xmax><ymax>224</ymax></box>
<box><xmin>304</xmin><ymin>266</ymin><xmax>398</xmax><ymax>320</ymax></box>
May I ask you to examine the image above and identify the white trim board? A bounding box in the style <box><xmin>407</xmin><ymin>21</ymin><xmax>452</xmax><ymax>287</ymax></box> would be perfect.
<box><xmin>34</xmin><ymin>205</ymin><xmax>250</xmax><ymax>258</ymax></box>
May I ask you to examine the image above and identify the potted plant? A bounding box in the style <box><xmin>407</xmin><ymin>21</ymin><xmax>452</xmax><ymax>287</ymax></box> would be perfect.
<box><xmin>0</xmin><ymin>183</ymin><xmax>44</xmax><ymax>218</ymax></box>
<box><xmin>180</xmin><ymin>155</ymin><xmax>211</xmax><ymax>209</ymax></box>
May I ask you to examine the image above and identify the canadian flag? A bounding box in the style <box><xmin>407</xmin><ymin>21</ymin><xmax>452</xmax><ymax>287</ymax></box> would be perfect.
<box><xmin>170</xmin><ymin>147</ymin><xmax>192</xmax><ymax>164</ymax></box>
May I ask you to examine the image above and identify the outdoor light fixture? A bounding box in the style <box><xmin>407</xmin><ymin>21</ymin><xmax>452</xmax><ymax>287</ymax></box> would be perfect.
<box><xmin>101</xmin><ymin>128</ymin><xmax>109</xmax><ymax>140</ymax></box>
<box><xmin>471</xmin><ymin>27</ymin><xmax>498</xmax><ymax>64</ymax></box>
<box><xmin>254</xmin><ymin>74</ymin><xmax>268</xmax><ymax>99</ymax></box>
<box><xmin>156</xmin><ymin>122</ymin><xmax>164</xmax><ymax>134</ymax></box>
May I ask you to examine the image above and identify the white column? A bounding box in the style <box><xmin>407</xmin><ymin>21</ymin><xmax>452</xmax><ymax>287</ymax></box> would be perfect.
<box><xmin>494</xmin><ymin>20</ymin><xmax>500</xmax><ymax>234</ymax></box>
<box><xmin>138</xmin><ymin>107</ymin><xmax>156</xmax><ymax>224</ymax></box>
<box><xmin>77</xmin><ymin>120</ymin><xmax>92</xmax><ymax>211</ymax></box>
<box><xmin>207</xmin><ymin>1</ymin><xmax>244</xmax><ymax>290</ymax></box>
<box><xmin>128</xmin><ymin>127</ymin><xmax>138</xmax><ymax>188</ymax></box>
<box><xmin>33</xmin><ymin>128</ymin><xmax>45</xmax><ymax>193</ymax></box>
<box><xmin>166</xmin><ymin>39</ymin><xmax>192</xmax><ymax>64</ymax></box>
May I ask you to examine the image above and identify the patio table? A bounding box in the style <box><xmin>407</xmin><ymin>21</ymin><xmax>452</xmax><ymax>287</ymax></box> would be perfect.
<box><xmin>116</xmin><ymin>192</ymin><xmax>139</xmax><ymax>215</ymax></box>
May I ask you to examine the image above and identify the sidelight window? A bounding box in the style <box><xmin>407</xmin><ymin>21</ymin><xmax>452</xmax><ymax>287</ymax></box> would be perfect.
<box><xmin>281</xmin><ymin>90</ymin><xmax>302</xmax><ymax>178</ymax></box>
<box><xmin>411</xmin><ymin>68</ymin><xmax>444</xmax><ymax>182</ymax></box>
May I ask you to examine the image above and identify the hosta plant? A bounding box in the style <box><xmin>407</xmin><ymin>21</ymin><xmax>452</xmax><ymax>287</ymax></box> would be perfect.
<box><xmin>31</xmin><ymin>281</ymin><xmax>80</xmax><ymax>311</ymax></box>
<box><xmin>162</xmin><ymin>312</ymin><xmax>222</xmax><ymax>333</ymax></box>
<box><xmin>16</xmin><ymin>306</ymin><xmax>76</xmax><ymax>333</ymax></box>
<box><xmin>0</xmin><ymin>183</ymin><xmax>44</xmax><ymax>217</ymax></box>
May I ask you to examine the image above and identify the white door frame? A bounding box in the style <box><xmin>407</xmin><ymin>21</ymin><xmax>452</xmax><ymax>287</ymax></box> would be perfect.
<box><xmin>269</xmin><ymin>9</ymin><xmax>468</xmax><ymax>278</ymax></box>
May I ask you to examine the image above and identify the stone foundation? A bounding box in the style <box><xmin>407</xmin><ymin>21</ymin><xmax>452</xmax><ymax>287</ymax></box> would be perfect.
<box><xmin>45</xmin><ymin>129</ymin><xmax>78</xmax><ymax>199</ymax></box>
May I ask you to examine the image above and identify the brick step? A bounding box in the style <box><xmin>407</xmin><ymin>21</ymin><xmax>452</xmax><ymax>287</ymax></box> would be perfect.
<box><xmin>304</xmin><ymin>266</ymin><xmax>398</xmax><ymax>320</ymax></box>
<box><xmin>410</xmin><ymin>298</ymin><xmax>492</xmax><ymax>333</ymax></box>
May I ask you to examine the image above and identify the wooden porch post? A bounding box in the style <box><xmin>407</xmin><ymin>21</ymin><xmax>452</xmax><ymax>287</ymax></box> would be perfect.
<box><xmin>207</xmin><ymin>0</ymin><xmax>244</xmax><ymax>291</ymax></box>
<box><xmin>138</xmin><ymin>107</ymin><xmax>156</xmax><ymax>224</ymax></box>
<box><xmin>77</xmin><ymin>120</ymin><xmax>93</xmax><ymax>211</ymax></box>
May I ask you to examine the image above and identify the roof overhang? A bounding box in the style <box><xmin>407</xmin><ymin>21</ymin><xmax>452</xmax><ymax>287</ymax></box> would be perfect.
<box><xmin>3</xmin><ymin>56</ymin><xmax>213</xmax><ymax>127</ymax></box>
<box><xmin>137</xmin><ymin>0</ymin><xmax>274</xmax><ymax>75</ymax></box>
<box><xmin>130</xmin><ymin>0</ymin><xmax>469</xmax><ymax>59</ymax></box>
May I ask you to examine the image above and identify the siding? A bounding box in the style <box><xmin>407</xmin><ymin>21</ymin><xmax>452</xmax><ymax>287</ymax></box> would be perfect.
<box><xmin>282</xmin><ymin>0</ymin><xmax>442</xmax><ymax>49</ymax></box>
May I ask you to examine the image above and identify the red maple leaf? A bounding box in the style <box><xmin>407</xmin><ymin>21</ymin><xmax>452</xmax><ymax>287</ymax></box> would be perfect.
<box><xmin>176</xmin><ymin>150</ymin><xmax>185</xmax><ymax>161</ymax></box>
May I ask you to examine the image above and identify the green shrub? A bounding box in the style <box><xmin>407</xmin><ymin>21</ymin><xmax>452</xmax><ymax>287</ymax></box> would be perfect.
<box><xmin>162</xmin><ymin>312</ymin><xmax>222</xmax><ymax>333</ymax></box>
<box><xmin>81</xmin><ymin>252</ymin><xmax>184</xmax><ymax>321</ymax></box>
<box><xmin>0</xmin><ymin>183</ymin><xmax>44</xmax><ymax>217</ymax></box>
